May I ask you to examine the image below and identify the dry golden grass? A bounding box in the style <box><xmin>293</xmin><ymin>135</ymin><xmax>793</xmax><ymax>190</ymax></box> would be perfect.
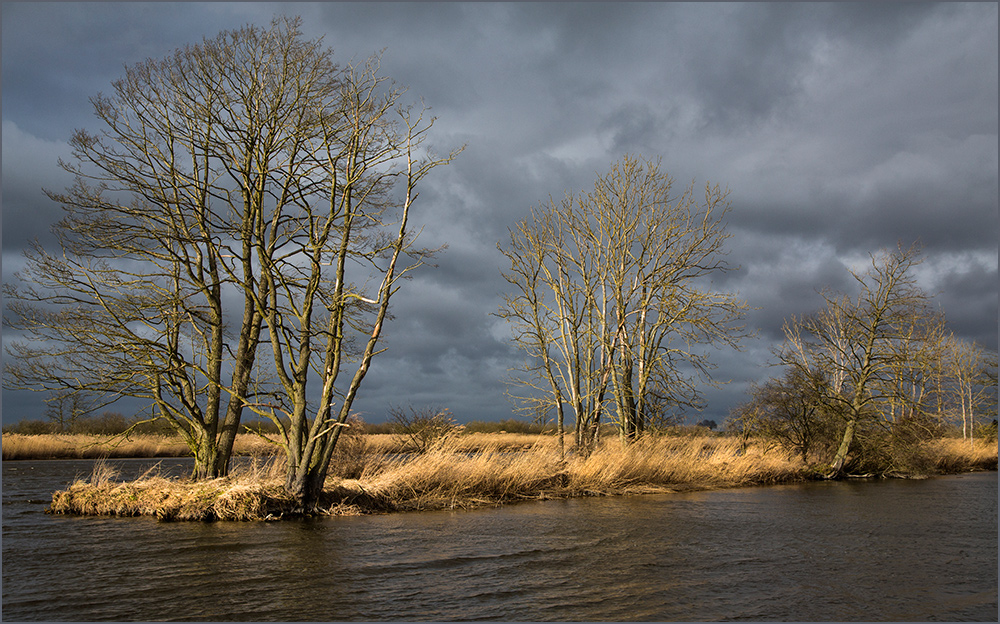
<box><xmin>328</xmin><ymin>435</ymin><xmax>808</xmax><ymax>513</ymax></box>
<box><xmin>44</xmin><ymin>433</ymin><xmax>998</xmax><ymax>521</ymax></box>
<box><xmin>49</xmin><ymin>456</ymin><xmax>295</xmax><ymax>521</ymax></box>
<box><xmin>2</xmin><ymin>433</ymin><xmax>189</xmax><ymax>460</ymax></box>
<box><xmin>566</xmin><ymin>436</ymin><xmax>806</xmax><ymax>493</ymax></box>
<box><xmin>3</xmin><ymin>431</ymin><xmax>549</xmax><ymax>460</ymax></box>
<box><xmin>359</xmin><ymin>432</ymin><xmax>562</xmax><ymax>454</ymax></box>
<box><xmin>353</xmin><ymin>439</ymin><xmax>567</xmax><ymax>511</ymax></box>
<box><xmin>923</xmin><ymin>437</ymin><xmax>998</xmax><ymax>472</ymax></box>
<box><xmin>2</xmin><ymin>433</ymin><xmax>280</xmax><ymax>460</ymax></box>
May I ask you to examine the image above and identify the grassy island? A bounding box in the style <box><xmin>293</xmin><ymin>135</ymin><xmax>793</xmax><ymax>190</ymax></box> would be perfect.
<box><xmin>36</xmin><ymin>433</ymin><xmax>997</xmax><ymax>522</ymax></box>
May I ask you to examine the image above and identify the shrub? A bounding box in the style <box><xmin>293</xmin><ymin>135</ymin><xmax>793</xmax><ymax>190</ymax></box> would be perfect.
<box><xmin>976</xmin><ymin>419</ymin><xmax>998</xmax><ymax>441</ymax></box>
<box><xmin>389</xmin><ymin>406</ymin><xmax>457</xmax><ymax>453</ymax></box>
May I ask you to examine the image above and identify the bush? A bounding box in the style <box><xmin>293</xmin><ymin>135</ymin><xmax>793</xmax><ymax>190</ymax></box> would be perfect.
<box><xmin>390</xmin><ymin>406</ymin><xmax>457</xmax><ymax>453</ymax></box>
<box><xmin>840</xmin><ymin>415</ymin><xmax>943</xmax><ymax>476</ymax></box>
<box><xmin>361</xmin><ymin>421</ymin><xmax>397</xmax><ymax>435</ymax></box>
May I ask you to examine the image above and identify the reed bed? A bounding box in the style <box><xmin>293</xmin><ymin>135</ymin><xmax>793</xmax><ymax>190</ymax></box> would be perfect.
<box><xmin>45</xmin><ymin>433</ymin><xmax>997</xmax><ymax>521</ymax></box>
<box><xmin>2</xmin><ymin>433</ymin><xmax>280</xmax><ymax>460</ymax></box>
<box><xmin>567</xmin><ymin>436</ymin><xmax>805</xmax><ymax>494</ymax></box>
<box><xmin>354</xmin><ymin>439</ymin><xmax>567</xmax><ymax>511</ymax></box>
<box><xmin>923</xmin><ymin>437</ymin><xmax>998</xmax><ymax>472</ymax></box>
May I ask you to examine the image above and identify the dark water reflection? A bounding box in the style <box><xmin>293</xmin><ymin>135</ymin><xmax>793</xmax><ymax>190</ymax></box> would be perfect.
<box><xmin>3</xmin><ymin>458</ymin><xmax>997</xmax><ymax>621</ymax></box>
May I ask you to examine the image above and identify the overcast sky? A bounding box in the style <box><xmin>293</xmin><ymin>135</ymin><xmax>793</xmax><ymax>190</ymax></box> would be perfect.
<box><xmin>2</xmin><ymin>2</ymin><xmax>997</xmax><ymax>426</ymax></box>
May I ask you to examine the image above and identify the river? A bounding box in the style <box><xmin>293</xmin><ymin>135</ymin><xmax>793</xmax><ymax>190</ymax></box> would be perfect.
<box><xmin>2</xmin><ymin>458</ymin><xmax>997</xmax><ymax>621</ymax></box>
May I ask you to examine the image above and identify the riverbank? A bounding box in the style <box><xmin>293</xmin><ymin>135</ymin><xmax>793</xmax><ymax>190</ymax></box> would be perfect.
<box><xmin>45</xmin><ymin>435</ymin><xmax>997</xmax><ymax>521</ymax></box>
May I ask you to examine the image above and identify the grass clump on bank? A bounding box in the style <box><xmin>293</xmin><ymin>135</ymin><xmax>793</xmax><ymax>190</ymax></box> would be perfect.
<box><xmin>925</xmin><ymin>438</ymin><xmax>998</xmax><ymax>473</ymax></box>
<box><xmin>49</xmin><ymin>458</ymin><xmax>298</xmax><ymax>521</ymax></box>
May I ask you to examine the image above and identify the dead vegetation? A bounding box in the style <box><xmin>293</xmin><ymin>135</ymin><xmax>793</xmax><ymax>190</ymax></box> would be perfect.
<box><xmin>923</xmin><ymin>437</ymin><xmax>998</xmax><ymax>473</ymax></box>
<box><xmin>41</xmin><ymin>433</ymin><xmax>997</xmax><ymax>521</ymax></box>
<box><xmin>45</xmin><ymin>433</ymin><xmax>994</xmax><ymax>521</ymax></box>
<box><xmin>49</xmin><ymin>457</ymin><xmax>296</xmax><ymax>521</ymax></box>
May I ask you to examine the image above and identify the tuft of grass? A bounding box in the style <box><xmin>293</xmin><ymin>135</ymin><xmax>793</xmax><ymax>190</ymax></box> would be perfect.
<box><xmin>49</xmin><ymin>455</ymin><xmax>296</xmax><ymax>521</ymax></box>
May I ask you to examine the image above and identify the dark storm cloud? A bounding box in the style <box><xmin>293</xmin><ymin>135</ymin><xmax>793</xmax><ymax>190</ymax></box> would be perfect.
<box><xmin>3</xmin><ymin>2</ymin><xmax>996</xmax><ymax>425</ymax></box>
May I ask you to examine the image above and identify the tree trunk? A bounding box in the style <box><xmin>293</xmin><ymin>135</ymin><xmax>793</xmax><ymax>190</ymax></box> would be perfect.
<box><xmin>557</xmin><ymin>408</ymin><xmax>565</xmax><ymax>462</ymax></box>
<box><xmin>827</xmin><ymin>418</ymin><xmax>856</xmax><ymax>478</ymax></box>
<box><xmin>192</xmin><ymin>434</ymin><xmax>220</xmax><ymax>481</ymax></box>
<box><xmin>284</xmin><ymin>463</ymin><xmax>328</xmax><ymax>513</ymax></box>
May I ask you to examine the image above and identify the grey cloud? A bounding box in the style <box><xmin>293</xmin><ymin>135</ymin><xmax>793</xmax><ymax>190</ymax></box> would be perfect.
<box><xmin>2</xmin><ymin>3</ymin><xmax>996</xmax><ymax>426</ymax></box>
<box><xmin>1</xmin><ymin>122</ymin><xmax>75</xmax><ymax>249</ymax></box>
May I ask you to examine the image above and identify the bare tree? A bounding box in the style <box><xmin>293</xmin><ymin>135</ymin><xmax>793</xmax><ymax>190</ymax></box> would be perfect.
<box><xmin>732</xmin><ymin>367</ymin><xmax>839</xmax><ymax>462</ymax></box>
<box><xmin>499</xmin><ymin>156</ymin><xmax>749</xmax><ymax>453</ymax></box>
<box><xmin>941</xmin><ymin>336</ymin><xmax>996</xmax><ymax>444</ymax></box>
<box><xmin>43</xmin><ymin>389</ymin><xmax>97</xmax><ymax>432</ymax></box>
<box><xmin>778</xmin><ymin>243</ymin><xmax>939</xmax><ymax>476</ymax></box>
<box><xmin>3</xmin><ymin>18</ymin><xmax>461</xmax><ymax>488</ymax></box>
<box><xmin>238</xmin><ymin>54</ymin><xmax>461</xmax><ymax>509</ymax></box>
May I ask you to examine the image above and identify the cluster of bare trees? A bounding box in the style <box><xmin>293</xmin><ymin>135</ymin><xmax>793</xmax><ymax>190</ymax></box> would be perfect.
<box><xmin>732</xmin><ymin>244</ymin><xmax>997</xmax><ymax>476</ymax></box>
<box><xmin>4</xmin><ymin>17</ymin><xmax>994</xmax><ymax>514</ymax></box>
<box><xmin>497</xmin><ymin>156</ymin><xmax>750</xmax><ymax>458</ymax></box>
<box><xmin>4</xmin><ymin>18</ymin><xmax>460</xmax><ymax>508</ymax></box>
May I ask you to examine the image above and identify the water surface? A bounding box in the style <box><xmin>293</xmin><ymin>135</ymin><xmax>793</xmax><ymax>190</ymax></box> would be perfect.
<box><xmin>3</xmin><ymin>458</ymin><xmax>996</xmax><ymax>621</ymax></box>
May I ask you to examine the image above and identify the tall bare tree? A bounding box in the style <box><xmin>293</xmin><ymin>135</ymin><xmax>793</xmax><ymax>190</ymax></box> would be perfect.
<box><xmin>941</xmin><ymin>335</ymin><xmax>996</xmax><ymax>443</ymax></box>
<box><xmin>778</xmin><ymin>243</ymin><xmax>939</xmax><ymax>476</ymax></box>
<box><xmin>248</xmin><ymin>52</ymin><xmax>461</xmax><ymax>508</ymax></box>
<box><xmin>43</xmin><ymin>389</ymin><xmax>97</xmax><ymax>432</ymax></box>
<box><xmin>5</xmin><ymin>18</ymin><xmax>460</xmax><ymax>490</ymax></box>
<box><xmin>499</xmin><ymin>156</ymin><xmax>748</xmax><ymax>452</ymax></box>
